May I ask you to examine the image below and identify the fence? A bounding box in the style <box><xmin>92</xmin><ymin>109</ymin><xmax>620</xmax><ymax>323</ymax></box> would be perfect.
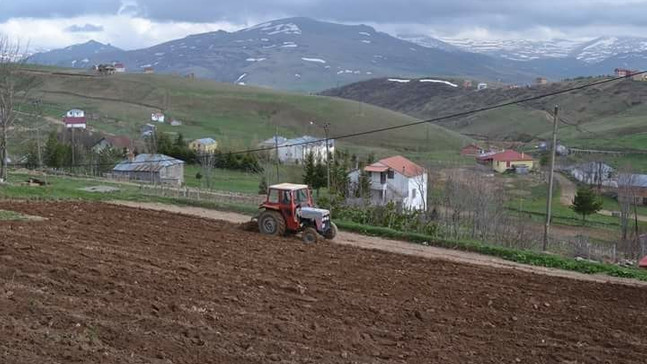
<box><xmin>138</xmin><ymin>184</ymin><xmax>265</xmax><ymax>207</ymax></box>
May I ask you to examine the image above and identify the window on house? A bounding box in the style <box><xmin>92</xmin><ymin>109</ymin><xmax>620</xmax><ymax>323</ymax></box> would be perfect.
<box><xmin>412</xmin><ymin>189</ymin><xmax>417</xmax><ymax>199</ymax></box>
<box><xmin>387</xmin><ymin>170</ymin><xmax>394</xmax><ymax>179</ymax></box>
<box><xmin>380</xmin><ymin>172</ymin><xmax>386</xmax><ymax>184</ymax></box>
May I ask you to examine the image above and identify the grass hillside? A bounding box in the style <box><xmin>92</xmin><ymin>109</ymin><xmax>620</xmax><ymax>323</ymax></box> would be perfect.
<box><xmin>15</xmin><ymin>68</ymin><xmax>470</xmax><ymax>158</ymax></box>
<box><xmin>323</xmin><ymin>77</ymin><xmax>647</xmax><ymax>151</ymax></box>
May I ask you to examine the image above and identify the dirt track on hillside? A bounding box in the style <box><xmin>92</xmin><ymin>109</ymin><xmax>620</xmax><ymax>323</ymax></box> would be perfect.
<box><xmin>2</xmin><ymin>201</ymin><xmax>646</xmax><ymax>363</ymax></box>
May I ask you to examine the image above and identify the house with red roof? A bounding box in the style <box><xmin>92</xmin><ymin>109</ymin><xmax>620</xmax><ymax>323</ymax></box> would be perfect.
<box><xmin>460</xmin><ymin>143</ymin><xmax>483</xmax><ymax>156</ymax></box>
<box><xmin>63</xmin><ymin>109</ymin><xmax>86</xmax><ymax>129</ymax></box>
<box><xmin>478</xmin><ymin>150</ymin><xmax>534</xmax><ymax>173</ymax></box>
<box><xmin>114</xmin><ymin>63</ymin><xmax>126</xmax><ymax>73</ymax></box>
<box><xmin>358</xmin><ymin>155</ymin><xmax>427</xmax><ymax>210</ymax></box>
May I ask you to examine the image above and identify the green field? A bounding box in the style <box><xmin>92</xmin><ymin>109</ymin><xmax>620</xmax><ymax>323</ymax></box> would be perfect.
<box><xmin>13</xmin><ymin>68</ymin><xmax>471</xmax><ymax>160</ymax></box>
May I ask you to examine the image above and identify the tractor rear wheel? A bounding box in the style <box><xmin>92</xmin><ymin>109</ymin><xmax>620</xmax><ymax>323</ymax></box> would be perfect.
<box><xmin>302</xmin><ymin>227</ymin><xmax>320</xmax><ymax>244</ymax></box>
<box><xmin>323</xmin><ymin>222</ymin><xmax>338</xmax><ymax>240</ymax></box>
<box><xmin>258</xmin><ymin>210</ymin><xmax>286</xmax><ymax>236</ymax></box>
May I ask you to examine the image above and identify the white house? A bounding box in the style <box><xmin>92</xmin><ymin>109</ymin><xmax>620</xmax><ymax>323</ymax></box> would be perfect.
<box><xmin>358</xmin><ymin>155</ymin><xmax>427</xmax><ymax>210</ymax></box>
<box><xmin>63</xmin><ymin>109</ymin><xmax>86</xmax><ymax>129</ymax></box>
<box><xmin>151</xmin><ymin>112</ymin><xmax>165</xmax><ymax>123</ymax></box>
<box><xmin>276</xmin><ymin>136</ymin><xmax>335</xmax><ymax>164</ymax></box>
<box><xmin>477</xmin><ymin>83</ymin><xmax>488</xmax><ymax>90</ymax></box>
<box><xmin>114</xmin><ymin>63</ymin><xmax>126</xmax><ymax>72</ymax></box>
<box><xmin>570</xmin><ymin>162</ymin><xmax>615</xmax><ymax>186</ymax></box>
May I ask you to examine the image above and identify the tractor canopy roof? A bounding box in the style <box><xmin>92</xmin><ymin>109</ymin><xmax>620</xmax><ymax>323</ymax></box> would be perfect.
<box><xmin>269</xmin><ymin>183</ymin><xmax>309</xmax><ymax>191</ymax></box>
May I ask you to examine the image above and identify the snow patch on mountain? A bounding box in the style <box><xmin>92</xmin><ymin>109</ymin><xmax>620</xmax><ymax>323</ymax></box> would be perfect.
<box><xmin>388</xmin><ymin>78</ymin><xmax>410</xmax><ymax>83</ymax></box>
<box><xmin>246</xmin><ymin>57</ymin><xmax>266</xmax><ymax>62</ymax></box>
<box><xmin>301</xmin><ymin>57</ymin><xmax>326</xmax><ymax>63</ymax></box>
<box><xmin>235</xmin><ymin>73</ymin><xmax>247</xmax><ymax>83</ymax></box>
<box><xmin>419</xmin><ymin>79</ymin><xmax>458</xmax><ymax>87</ymax></box>
<box><xmin>359</xmin><ymin>32</ymin><xmax>371</xmax><ymax>36</ymax></box>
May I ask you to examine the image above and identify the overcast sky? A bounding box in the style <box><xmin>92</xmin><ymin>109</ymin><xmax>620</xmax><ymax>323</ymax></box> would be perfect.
<box><xmin>2</xmin><ymin>0</ymin><xmax>647</xmax><ymax>50</ymax></box>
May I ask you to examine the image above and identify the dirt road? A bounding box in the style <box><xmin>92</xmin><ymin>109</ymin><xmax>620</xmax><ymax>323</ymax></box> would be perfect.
<box><xmin>1</xmin><ymin>201</ymin><xmax>646</xmax><ymax>363</ymax></box>
<box><xmin>556</xmin><ymin>173</ymin><xmax>647</xmax><ymax>222</ymax></box>
<box><xmin>113</xmin><ymin>201</ymin><xmax>646</xmax><ymax>287</ymax></box>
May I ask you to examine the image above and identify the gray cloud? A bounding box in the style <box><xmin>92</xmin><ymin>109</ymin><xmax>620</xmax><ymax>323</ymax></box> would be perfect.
<box><xmin>3</xmin><ymin>0</ymin><xmax>647</xmax><ymax>38</ymax></box>
<box><xmin>65</xmin><ymin>23</ymin><xmax>104</xmax><ymax>32</ymax></box>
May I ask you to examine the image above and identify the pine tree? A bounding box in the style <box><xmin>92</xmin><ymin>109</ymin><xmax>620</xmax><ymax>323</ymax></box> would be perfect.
<box><xmin>571</xmin><ymin>186</ymin><xmax>603</xmax><ymax>222</ymax></box>
<box><xmin>303</xmin><ymin>152</ymin><xmax>316</xmax><ymax>188</ymax></box>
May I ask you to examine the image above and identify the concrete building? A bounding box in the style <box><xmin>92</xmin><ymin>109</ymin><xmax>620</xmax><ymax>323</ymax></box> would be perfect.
<box><xmin>358</xmin><ymin>155</ymin><xmax>427</xmax><ymax>210</ymax></box>
<box><xmin>63</xmin><ymin>109</ymin><xmax>87</xmax><ymax>129</ymax></box>
<box><xmin>189</xmin><ymin>138</ymin><xmax>218</xmax><ymax>154</ymax></box>
<box><xmin>277</xmin><ymin>136</ymin><xmax>335</xmax><ymax>164</ymax></box>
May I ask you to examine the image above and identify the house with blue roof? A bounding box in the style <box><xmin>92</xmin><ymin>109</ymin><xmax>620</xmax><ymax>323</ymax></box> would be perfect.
<box><xmin>189</xmin><ymin>138</ymin><xmax>218</xmax><ymax>154</ymax></box>
<box><xmin>110</xmin><ymin>154</ymin><xmax>184</xmax><ymax>185</ymax></box>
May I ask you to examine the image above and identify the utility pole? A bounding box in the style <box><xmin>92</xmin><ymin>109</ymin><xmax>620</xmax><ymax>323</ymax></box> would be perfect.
<box><xmin>311</xmin><ymin>120</ymin><xmax>331</xmax><ymax>191</ymax></box>
<box><xmin>543</xmin><ymin>105</ymin><xmax>559</xmax><ymax>251</ymax></box>
<box><xmin>274</xmin><ymin>126</ymin><xmax>280</xmax><ymax>183</ymax></box>
<box><xmin>36</xmin><ymin>128</ymin><xmax>42</xmax><ymax>168</ymax></box>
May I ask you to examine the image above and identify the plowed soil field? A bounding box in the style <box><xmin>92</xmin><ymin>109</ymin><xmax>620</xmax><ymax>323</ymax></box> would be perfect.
<box><xmin>1</xmin><ymin>201</ymin><xmax>646</xmax><ymax>363</ymax></box>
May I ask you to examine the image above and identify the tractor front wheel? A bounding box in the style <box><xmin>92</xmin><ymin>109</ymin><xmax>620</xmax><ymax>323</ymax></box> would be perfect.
<box><xmin>323</xmin><ymin>222</ymin><xmax>338</xmax><ymax>240</ymax></box>
<box><xmin>302</xmin><ymin>227</ymin><xmax>320</xmax><ymax>244</ymax></box>
<box><xmin>258</xmin><ymin>210</ymin><xmax>286</xmax><ymax>236</ymax></box>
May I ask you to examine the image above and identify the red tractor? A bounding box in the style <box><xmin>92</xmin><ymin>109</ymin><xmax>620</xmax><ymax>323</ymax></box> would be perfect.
<box><xmin>255</xmin><ymin>183</ymin><xmax>337</xmax><ymax>243</ymax></box>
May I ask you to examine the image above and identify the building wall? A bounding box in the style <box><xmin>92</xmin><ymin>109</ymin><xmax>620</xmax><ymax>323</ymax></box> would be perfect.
<box><xmin>189</xmin><ymin>141</ymin><xmax>218</xmax><ymax>153</ymax></box>
<box><xmin>493</xmin><ymin>160</ymin><xmax>534</xmax><ymax>173</ymax></box>
<box><xmin>406</xmin><ymin>173</ymin><xmax>428</xmax><ymax>210</ymax></box>
<box><xmin>278</xmin><ymin>142</ymin><xmax>332</xmax><ymax>164</ymax></box>
<box><xmin>368</xmin><ymin>170</ymin><xmax>426</xmax><ymax>210</ymax></box>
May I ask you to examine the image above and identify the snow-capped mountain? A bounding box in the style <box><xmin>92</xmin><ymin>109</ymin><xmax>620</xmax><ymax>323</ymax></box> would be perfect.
<box><xmin>439</xmin><ymin>36</ymin><xmax>647</xmax><ymax>65</ymax></box>
<box><xmin>438</xmin><ymin>38</ymin><xmax>582</xmax><ymax>61</ymax></box>
<box><xmin>27</xmin><ymin>17</ymin><xmax>527</xmax><ymax>91</ymax></box>
<box><xmin>396</xmin><ymin>34</ymin><xmax>459</xmax><ymax>52</ymax></box>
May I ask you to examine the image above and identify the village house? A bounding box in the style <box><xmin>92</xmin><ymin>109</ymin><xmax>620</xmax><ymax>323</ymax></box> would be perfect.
<box><xmin>92</xmin><ymin>135</ymin><xmax>133</xmax><ymax>154</ymax></box>
<box><xmin>618</xmin><ymin>174</ymin><xmax>647</xmax><ymax>206</ymax></box>
<box><xmin>535</xmin><ymin>77</ymin><xmax>548</xmax><ymax>85</ymax></box>
<box><xmin>477</xmin><ymin>82</ymin><xmax>488</xmax><ymax>90</ymax></box>
<box><xmin>189</xmin><ymin>138</ymin><xmax>218</xmax><ymax>154</ymax></box>
<box><xmin>614</xmin><ymin>68</ymin><xmax>639</xmax><ymax>78</ymax></box>
<box><xmin>274</xmin><ymin>136</ymin><xmax>334</xmax><ymax>164</ymax></box>
<box><xmin>114</xmin><ymin>63</ymin><xmax>126</xmax><ymax>73</ymax></box>
<box><xmin>259</xmin><ymin>136</ymin><xmax>288</xmax><ymax>149</ymax></box>
<box><xmin>569</xmin><ymin>162</ymin><xmax>615</xmax><ymax>187</ymax></box>
<box><xmin>352</xmin><ymin>155</ymin><xmax>427</xmax><ymax>210</ymax></box>
<box><xmin>110</xmin><ymin>153</ymin><xmax>184</xmax><ymax>185</ymax></box>
<box><xmin>460</xmin><ymin>143</ymin><xmax>484</xmax><ymax>156</ymax></box>
<box><xmin>478</xmin><ymin>150</ymin><xmax>534</xmax><ymax>173</ymax></box>
<box><xmin>151</xmin><ymin>112</ymin><xmax>165</xmax><ymax>123</ymax></box>
<box><xmin>63</xmin><ymin>109</ymin><xmax>87</xmax><ymax>129</ymax></box>
<box><xmin>144</xmin><ymin>67</ymin><xmax>155</xmax><ymax>74</ymax></box>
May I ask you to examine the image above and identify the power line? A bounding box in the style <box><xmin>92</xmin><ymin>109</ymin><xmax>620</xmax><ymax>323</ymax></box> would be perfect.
<box><xmin>9</xmin><ymin>71</ymin><xmax>646</xmax><ymax>169</ymax></box>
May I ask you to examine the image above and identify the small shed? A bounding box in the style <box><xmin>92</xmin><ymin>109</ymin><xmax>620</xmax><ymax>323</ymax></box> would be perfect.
<box><xmin>111</xmin><ymin>154</ymin><xmax>184</xmax><ymax>185</ymax></box>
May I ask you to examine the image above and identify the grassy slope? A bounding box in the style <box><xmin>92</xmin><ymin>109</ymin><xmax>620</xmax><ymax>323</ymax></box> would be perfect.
<box><xmin>19</xmin><ymin>68</ymin><xmax>470</xmax><ymax>157</ymax></box>
<box><xmin>323</xmin><ymin>77</ymin><xmax>647</xmax><ymax>154</ymax></box>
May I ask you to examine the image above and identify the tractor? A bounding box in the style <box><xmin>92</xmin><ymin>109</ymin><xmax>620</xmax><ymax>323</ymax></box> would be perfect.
<box><xmin>254</xmin><ymin>183</ymin><xmax>337</xmax><ymax>243</ymax></box>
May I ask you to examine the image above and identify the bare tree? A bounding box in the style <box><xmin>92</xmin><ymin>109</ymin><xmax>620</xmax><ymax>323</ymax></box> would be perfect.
<box><xmin>0</xmin><ymin>36</ymin><xmax>35</xmax><ymax>182</ymax></box>
<box><xmin>197</xmin><ymin>152</ymin><xmax>216</xmax><ymax>189</ymax></box>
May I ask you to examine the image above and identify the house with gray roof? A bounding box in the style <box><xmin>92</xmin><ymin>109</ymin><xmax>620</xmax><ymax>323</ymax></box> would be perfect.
<box><xmin>110</xmin><ymin>154</ymin><xmax>184</xmax><ymax>185</ymax></box>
